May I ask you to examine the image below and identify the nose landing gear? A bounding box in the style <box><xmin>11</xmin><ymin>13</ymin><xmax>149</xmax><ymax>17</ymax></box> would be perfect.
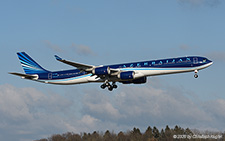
<box><xmin>194</xmin><ymin>70</ymin><xmax>198</xmax><ymax>78</ymax></box>
<box><xmin>100</xmin><ymin>81</ymin><xmax>118</xmax><ymax>91</ymax></box>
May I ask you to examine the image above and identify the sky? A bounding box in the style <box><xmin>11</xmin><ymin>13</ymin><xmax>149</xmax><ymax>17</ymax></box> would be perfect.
<box><xmin>1</xmin><ymin>0</ymin><xmax>225</xmax><ymax>140</ymax></box>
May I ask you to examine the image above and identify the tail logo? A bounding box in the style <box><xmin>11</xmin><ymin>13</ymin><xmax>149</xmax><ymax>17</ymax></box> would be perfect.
<box><xmin>17</xmin><ymin>52</ymin><xmax>48</xmax><ymax>74</ymax></box>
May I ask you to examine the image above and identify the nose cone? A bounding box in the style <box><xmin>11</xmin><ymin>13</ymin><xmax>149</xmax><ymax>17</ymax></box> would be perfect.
<box><xmin>207</xmin><ymin>59</ymin><xmax>213</xmax><ymax>66</ymax></box>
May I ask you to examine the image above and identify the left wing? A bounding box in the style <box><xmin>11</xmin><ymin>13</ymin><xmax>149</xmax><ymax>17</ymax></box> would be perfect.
<box><xmin>54</xmin><ymin>55</ymin><xmax>94</xmax><ymax>71</ymax></box>
<box><xmin>54</xmin><ymin>55</ymin><xmax>130</xmax><ymax>77</ymax></box>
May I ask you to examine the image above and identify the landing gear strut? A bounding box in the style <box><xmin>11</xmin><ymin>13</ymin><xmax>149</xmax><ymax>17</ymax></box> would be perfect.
<box><xmin>194</xmin><ymin>70</ymin><xmax>198</xmax><ymax>78</ymax></box>
<box><xmin>100</xmin><ymin>81</ymin><xmax>118</xmax><ymax>91</ymax></box>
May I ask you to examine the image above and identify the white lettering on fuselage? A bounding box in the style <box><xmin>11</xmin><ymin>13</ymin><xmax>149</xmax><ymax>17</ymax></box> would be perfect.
<box><xmin>122</xmin><ymin>57</ymin><xmax>191</xmax><ymax>68</ymax></box>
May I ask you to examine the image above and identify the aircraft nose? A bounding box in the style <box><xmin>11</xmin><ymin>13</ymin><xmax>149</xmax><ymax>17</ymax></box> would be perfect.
<box><xmin>207</xmin><ymin>59</ymin><xmax>213</xmax><ymax>65</ymax></box>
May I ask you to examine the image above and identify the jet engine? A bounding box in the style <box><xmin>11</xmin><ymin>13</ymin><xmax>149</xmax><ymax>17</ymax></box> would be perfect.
<box><xmin>92</xmin><ymin>66</ymin><xmax>111</xmax><ymax>75</ymax></box>
<box><xmin>117</xmin><ymin>71</ymin><xmax>134</xmax><ymax>80</ymax></box>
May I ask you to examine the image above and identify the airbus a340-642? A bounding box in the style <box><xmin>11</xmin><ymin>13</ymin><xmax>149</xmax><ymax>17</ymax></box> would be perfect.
<box><xmin>10</xmin><ymin>52</ymin><xmax>213</xmax><ymax>91</ymax></box>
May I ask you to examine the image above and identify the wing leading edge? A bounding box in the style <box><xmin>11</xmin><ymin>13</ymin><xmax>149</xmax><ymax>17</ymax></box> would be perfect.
<box><xmin>54</xmin><ymin>55</ymin><xmax>93</xmax><ymax>71</ymax></box>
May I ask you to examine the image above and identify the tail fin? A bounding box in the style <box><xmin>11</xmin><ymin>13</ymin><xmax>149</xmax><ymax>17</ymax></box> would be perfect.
<box><xmin>17</xmin><ymin>52</ymin><xmax>49</xmax><ymax>74</ymax></box>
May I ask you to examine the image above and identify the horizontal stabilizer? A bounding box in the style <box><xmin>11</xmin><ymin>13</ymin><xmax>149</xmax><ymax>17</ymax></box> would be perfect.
<box><xmin>54</xmin><ymin>55</ymin><xmax>94</xmax><ymax>71</ymax></box>
<box><xmin>9</xmin><ymin>72</ymin><xmax>38</xmax><ymax>80</ymax></box>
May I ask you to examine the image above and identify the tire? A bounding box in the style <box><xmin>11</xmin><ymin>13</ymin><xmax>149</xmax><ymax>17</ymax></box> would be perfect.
<box><xmin>113</xmin><ymin>85</ymin><xmax>118</xmax><ymax>89</ymax></box>
<box><xmin>108</xmin><ymin>85</ymin><xmax>113</xmax><ymax>91</ymax></box>
<box><xmin>194</xmin><ymin>74</ymin><xmax>198</xmax><ymax>78</ymax></box>
<box><xmin>101</xmin><ymin>84</ymin><xmax>106</xmax><ymax>89</ymax></box>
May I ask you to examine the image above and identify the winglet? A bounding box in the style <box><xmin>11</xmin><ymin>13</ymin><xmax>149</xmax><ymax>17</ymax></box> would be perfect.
<box><xmin>55</xmin><ymin>55</ymin><xmax>62</xmax><ymax>61</ymax></box>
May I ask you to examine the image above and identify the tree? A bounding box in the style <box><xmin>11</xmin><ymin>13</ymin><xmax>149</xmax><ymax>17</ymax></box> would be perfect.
<box><xmin>65</xmin><ymin>132</ymin><xmax>81</xmax><ymax>141</ymax></box>
<box><xmin>174</xmin><ymin>125</ymin><xmax>184</xmax><ymax>135</ymax></box>
<box><xmin>130</xmin><ymin>127</ymin><xmax>142</xmax><ymax>141</ymax></box>
<box><xmin>184</xmin><ymin>128</ymin><xmax>193</xmax><ymax>135</ymax></box>
<box><xmin>143</xmin><ymin>126</ymin><xmax>153</xmax><ymax>141</ymax></box>
<box><xmin>164</xmin><ymin>125</ymin><xmax>172</xmax><ymax>140</ymax></box>
<box><xmin>81</xmin><ymin>132</ymin><xmax>88</xmax><ymax>140</ymax></box>
<box><xmin>91</xmin><ymin>131</ymin><xmax>101</xmax><ymax>141</ymax></box>
<box><xmin>35</xmin><ymin>125</ymin><xmax>223</xmax><ymax>141</ymax></box>
<box><xmin>117</xmin><ymin>131</ymin><xmax>126</xmax><ymax>141</ymax></box>
<box><xmin>49</xmin><ymin>134</ymin><xmax>65</xmax><ymax>141</ymax></box>
<box><xmin>152</xmin><ymin>126</ymin><xmax>160</xmax><ymax>139</ymax></box>
<box><xmin>103</xmin><ymin>130</ymin><xmax>116</xmax><ymax>141</ymax></box>
<box><xmin>160</xmin><ymin>129</ymin><xmax>166</xmax><ymax>141</ymax></box>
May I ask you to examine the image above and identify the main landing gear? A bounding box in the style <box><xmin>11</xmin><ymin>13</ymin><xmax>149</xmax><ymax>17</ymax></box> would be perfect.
<box><xmin>100</xmin><ymin>81</ymin><xmax>118</xmax><ymax>91</ymax></box>
<box><xmin>194</xmin><ymin>70</ymin><xmax>198</xmax><ymax>78</ymax></box>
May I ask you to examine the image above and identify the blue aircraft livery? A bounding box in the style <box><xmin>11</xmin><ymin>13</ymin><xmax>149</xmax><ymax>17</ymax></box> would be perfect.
<box><xmin>9</xmin><ymin>52</ymin><xmax>213</xmax><ymax>91</ymax></box>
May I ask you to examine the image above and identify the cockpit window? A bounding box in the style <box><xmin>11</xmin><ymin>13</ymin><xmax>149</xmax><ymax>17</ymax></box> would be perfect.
<box><xmin>203</xmin><ymin>59</ymin><xmax>206</xmax><ymax>63</ymax></box>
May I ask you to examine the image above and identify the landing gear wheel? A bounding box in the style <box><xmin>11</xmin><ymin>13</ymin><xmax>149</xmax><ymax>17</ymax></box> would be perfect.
<box><xmin>101</xmin><ymin>81</ymin><xmax>118</xmax><ymax>91</ymax></box>
<box><xmin>194</xmin><ymin>74</ymin><xmax>198</xmax><ymax>78</ymax></box>
<box><xmin>108</xmin><ymin>85</ymin><xmax>113</xmax><ymax>91</ymax></box>
<box><xmin>113</xmin><ymin>84</ymin><xmax>118</xmax><ymax>89</ymax></box>
<box><xmin>112</xmin><ymin>82</ymin><xmax>117</xmax><ymax>89</ymax></box>
<box><xmin>194</xmin><ymin>70</ymin><xmax>198</xmax><ymax>78</ymax></box>
<box><xmin>100</xmin><ymin>84</ymin><xmax>106</xmax><ymax>89</ymax></box>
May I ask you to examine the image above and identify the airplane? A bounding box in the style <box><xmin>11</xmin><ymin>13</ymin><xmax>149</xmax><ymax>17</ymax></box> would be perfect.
<box><xmin>9</xmin><ymin>52</ymin><xmax>213</xmax><ymax>91</ymax></box>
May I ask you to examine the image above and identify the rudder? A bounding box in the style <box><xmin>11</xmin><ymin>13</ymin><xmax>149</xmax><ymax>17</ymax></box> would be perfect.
<box><xmin>17</xmin><ymin>52</ymin><xmax>49</xmax><ymax>74</ymax></box>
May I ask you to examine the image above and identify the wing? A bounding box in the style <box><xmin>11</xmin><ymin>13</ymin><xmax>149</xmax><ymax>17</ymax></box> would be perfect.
<box><xmin>9</xmin><ymin>72</ymin><xmax>38</xmax><ymax>80</ymax></box>
<box><xmin>54</xmin><ymin>55</ymin><xmax>121</xmax><ymax>75</ymax></box>
<box><xmin>54</xmin><ymin>55</ymin><xmax>94</xmax><ymax>71</ymax></box>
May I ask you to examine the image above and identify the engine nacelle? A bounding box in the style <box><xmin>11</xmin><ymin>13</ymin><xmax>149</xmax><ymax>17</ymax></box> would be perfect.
<box><xmin>132</xmin><ymin>76</ymin><xmax>147</xmax><ymax>84</ymax></box>
<box><xmin>121</xmin><ymin>77</ymin><xmax>147</xmax><ymax>84</ymax></box>
<box><xmin>92</xmin><ymin>66</ymin><xmax>110</xmax><ymax>75</ymax></box>
<box><xmin>118</xmin><ymin>71</ymin><xmax>134</xmax><ymax>80</ymax></box>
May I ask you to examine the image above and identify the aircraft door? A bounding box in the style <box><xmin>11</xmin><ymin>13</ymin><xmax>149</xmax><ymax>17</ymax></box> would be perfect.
<box><xmin>193</xmin><ymin>57</ymin><xmax>198</xmax><ymax>64</ymax></box>
<box><xmin>48</xmin><ymin>73</ymin><xmax>52</xmax><ymax>80</ymax></box>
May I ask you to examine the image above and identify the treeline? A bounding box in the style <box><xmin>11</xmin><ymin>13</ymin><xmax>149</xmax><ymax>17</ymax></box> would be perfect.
<box><xmin>37</xmin><ymin>125</ymin><xmax>225</xmax><ymax>141</ymax></box>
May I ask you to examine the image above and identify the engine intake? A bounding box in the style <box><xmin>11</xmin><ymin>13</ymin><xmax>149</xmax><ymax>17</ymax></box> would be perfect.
<box><xmin>92</xmin><ymin>66</ymin><xmax>110</xmax><ymax>75</ymax></box>
<box><xmin>118</xmin><ymin>71</ymin><xmax>134</xmax><ymax>80</ymax></box>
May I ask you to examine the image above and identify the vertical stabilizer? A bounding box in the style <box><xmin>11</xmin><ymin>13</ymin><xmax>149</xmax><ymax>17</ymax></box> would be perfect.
<box><xmin>17</xmin><ymin>52</ymin><xmax>49</xmax><ymax>74</ymax></box>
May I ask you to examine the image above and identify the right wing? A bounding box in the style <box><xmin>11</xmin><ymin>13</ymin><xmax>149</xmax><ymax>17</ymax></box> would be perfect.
<box><xmin>54</xmin><ymin>55</ymin><xmax>94</xmax><ymax>71</ymax></box>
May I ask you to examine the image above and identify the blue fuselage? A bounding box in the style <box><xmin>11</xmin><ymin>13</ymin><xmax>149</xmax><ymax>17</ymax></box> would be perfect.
<box><xmin>11</xmin><ymin>52</ymin><xmax>213</xmax><ymax>90</ymax></box>
<box><xmin>36</xmin><ymin>56</ymin><xmax>212</xmax><ymax>84</ymax></box>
